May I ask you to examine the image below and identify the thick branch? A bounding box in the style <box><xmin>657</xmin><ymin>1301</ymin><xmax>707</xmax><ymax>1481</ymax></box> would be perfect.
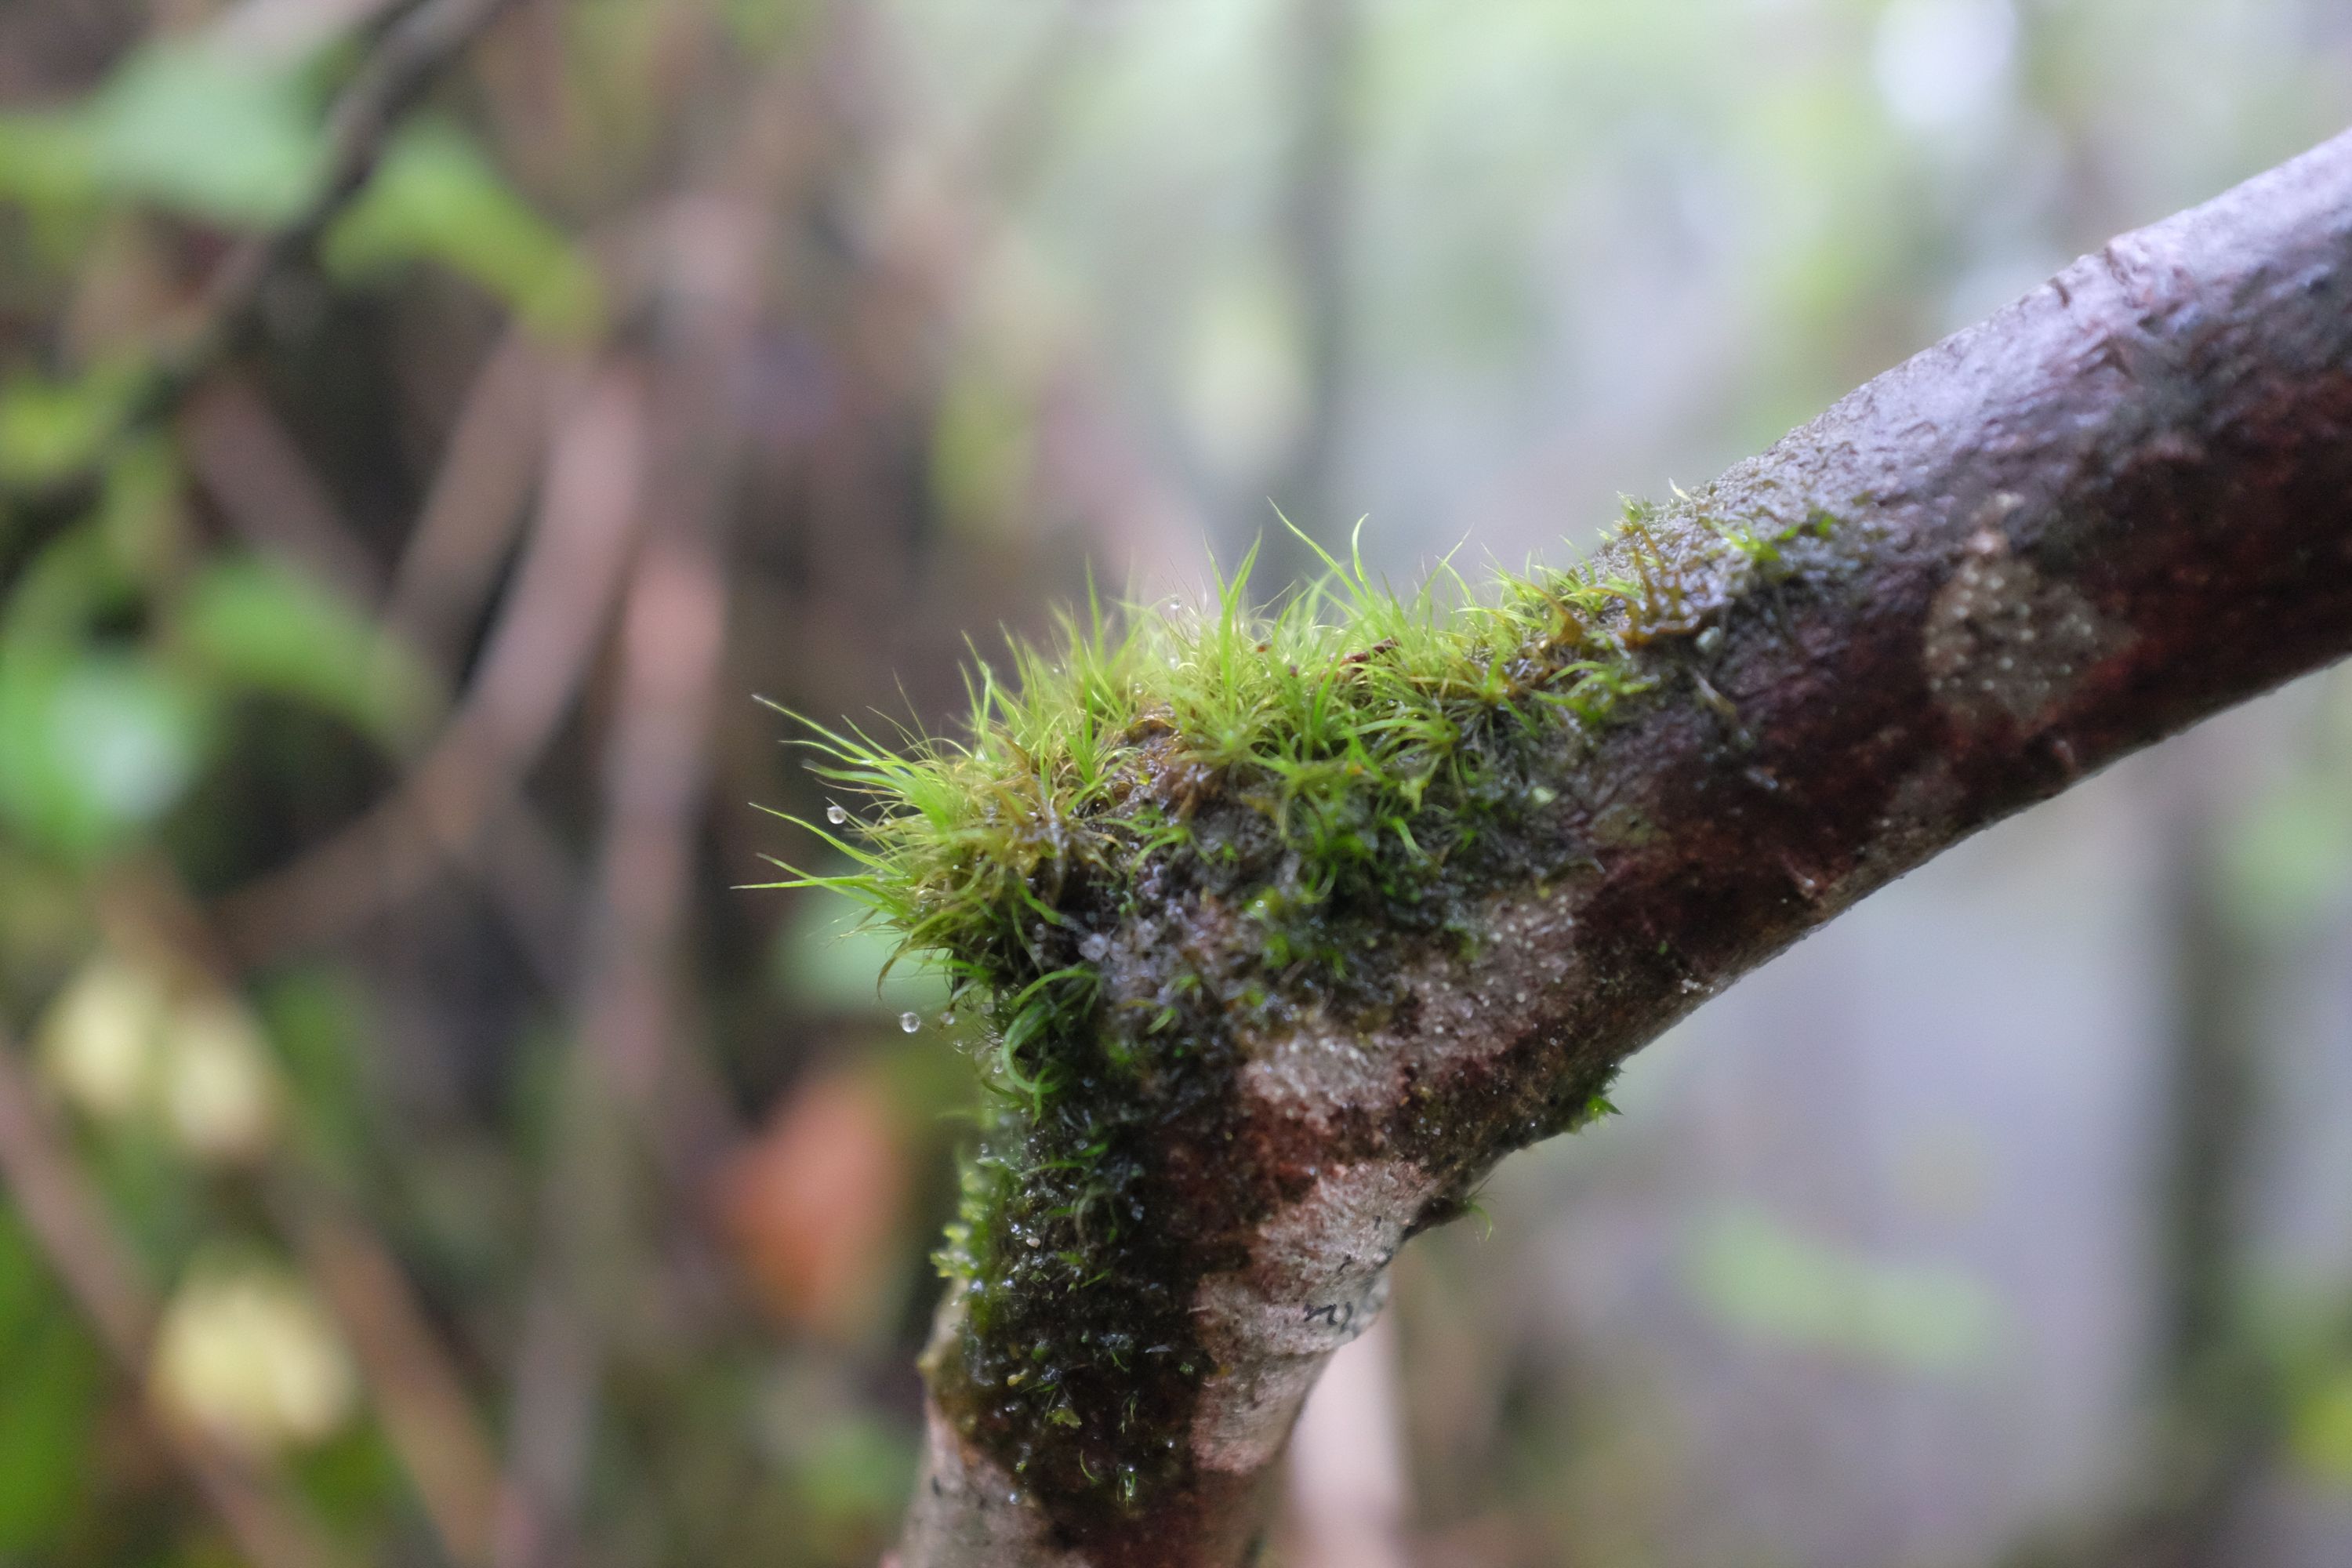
<box><xmin>898</xmin><ymin>129</ymin><xmax>2352</xmax><ymax>1566</ymax></box>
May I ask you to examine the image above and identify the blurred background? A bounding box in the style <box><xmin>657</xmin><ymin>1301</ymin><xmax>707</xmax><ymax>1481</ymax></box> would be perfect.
<box><xmin>0</xmin><ymin>2</ymin><xmax>2347</xmax><ymax>1566</ymax></box>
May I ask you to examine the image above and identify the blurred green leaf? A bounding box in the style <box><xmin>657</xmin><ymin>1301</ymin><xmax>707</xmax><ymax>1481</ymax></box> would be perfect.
<box><xmin>0</xmin><ymin>1211</ymin><xmax>104</xmax><ymax>1553</ymax></box>
<box><xmin>772</xmin><ymin>893</ymin><xmax>949</xmax><ymax>1018</ymax></box>
<box><xmin>0</xmin><ymin>649</ymin><xmax>207</xmax><ymax>859</ymax></box>
<box><xmin>757</xmin><ymin>1363</ymin><xmax>917</xmax><ymax>1540</ymax></box>
<box><xmin>2292</xmin><ymin>1360</ymin><xmax>2352</xmax><ymax>1489</ymax></box>
<box><xmin>1</xmin><ymin>522</ymin><xmax>136</xmax><ymax>657</ymax></box>
<box><xmin>794</xmin><ymin>1411</ymin><xmax>917</xmax><ymax>1527</ymax></box>
<box><xmin>0</xmin><ymin>361</ymin><xmax>148</xmax><ymax>489</ymax></box>
<box><xmin>0</xmin><ymin>41</ymin><xmax>325</xmax><ymax>227</ymax></box>
<box><xmin>288</xmin><ymin>1423</ymin><xmax>403</xmax><ymax>1531</ymax></box>
<box><xmin>2223</xmin><ymin>775</ymin><xmax>2352</xmax><ymax>932</ymax></box>
<box><xmin>326</xmin><ymin>121</ymin><xmax>601</xmax><ymax>337</ymax></box>
<box><xmin>96</xmin><ymin>437</ymin><xmax>187</xmax><ymax>583</ymax></box>
<box><xmin>1683</xmin><ymin>1203</ymin><xmax>2001</xmax><ymax>1376</ymax></box>
<box><xmin>931</xmin><ymin>370</ymin><xmax>1033</xmax><ymax>533</ymax></box>
<box><xmin>85</xmin><ymin>42</ymin><xmax>323</xmax><ymax>225</ymax></box>
<box><xmin>0</xmin><ymin>113</ymin><xmax>99</xmax><ymax>212</ymax></box>
<box><xmin>179</xmin><ymin>557</ymin><xmax>431</xmax><ymax>749</ymax></box>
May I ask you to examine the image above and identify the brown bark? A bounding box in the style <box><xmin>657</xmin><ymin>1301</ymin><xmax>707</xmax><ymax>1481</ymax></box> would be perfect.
<box><xmin>897</xmin><ymin>129</ymin><xmax>2352</xmax><ymax>1566</ymax></box>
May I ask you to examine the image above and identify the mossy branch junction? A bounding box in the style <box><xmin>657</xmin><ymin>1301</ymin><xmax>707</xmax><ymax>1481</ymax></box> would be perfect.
<box><xmin>774</xmin><ymin>130</ymin><xmax>2352</xmax><ymax>1568</ymax></box>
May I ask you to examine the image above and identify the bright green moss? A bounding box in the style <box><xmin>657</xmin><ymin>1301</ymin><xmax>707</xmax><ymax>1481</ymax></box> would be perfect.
<box><xmin>764</xmin><ymin>503</ymin><xmax>1832</xmax><ymax>1121</ymax></box>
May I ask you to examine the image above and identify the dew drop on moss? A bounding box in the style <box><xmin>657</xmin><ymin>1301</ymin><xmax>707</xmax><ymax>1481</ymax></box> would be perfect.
<box><xmin>900</xmin><ymin>1011</ymin><xmax>921</xmax><ymax>1033</ymax></box>
<box><xmin>825</xmin><ymin>803</ymin><xmax>848</xmax><ymax>825</ymax></box>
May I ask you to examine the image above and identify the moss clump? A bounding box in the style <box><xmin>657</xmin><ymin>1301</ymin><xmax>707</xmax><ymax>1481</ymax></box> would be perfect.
<box><xmin>763</xmin><ymin>503</ymin><xmax>1835</xmax><ymax>1523</ymax></box>
<box><xmin>772</xmin><ymin>506</ymin><xmax>1829</xmax><ymax>1062</ymax></box>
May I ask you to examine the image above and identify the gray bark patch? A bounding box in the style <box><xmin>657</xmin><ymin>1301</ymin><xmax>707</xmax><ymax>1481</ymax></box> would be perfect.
<box><xmin>1923</xmin><ymin>517</ymin><xmax>2118</xmax><ymax>731</ymax></box>
<box><xmin>1187</xmin><ymin>1160</ymin><xmax>1438</xmax><ymax>1474</ymax></box>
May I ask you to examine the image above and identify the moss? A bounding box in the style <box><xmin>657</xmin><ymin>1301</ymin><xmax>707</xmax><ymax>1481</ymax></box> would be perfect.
<box><xmin>771</xmin><ymin>503</ymin><xmax>1828</xmax><ymax>1022</ymax></box>
<box><xmin>761</xmin><ymin>500</ymin><xmax>1838</xmax><ymax>1529</ymax></box>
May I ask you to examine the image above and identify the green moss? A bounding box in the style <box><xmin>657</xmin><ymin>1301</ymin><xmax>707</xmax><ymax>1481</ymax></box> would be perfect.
<box><xmin>767</xmin><ymin>502</ymin><xmax>1824</xmax><ymax>1033</ymax></box>
<box><xmin>760</xmin><ymin>501</ymin><xmax>1836</xmax><ymax>1523</ymax></box>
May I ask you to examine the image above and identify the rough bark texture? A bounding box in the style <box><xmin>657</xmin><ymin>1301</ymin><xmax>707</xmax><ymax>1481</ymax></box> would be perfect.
<box><xmin>895</xmin><ymin>129</ymin><xmax>2352</xmax><ymax>1566</ymax></box>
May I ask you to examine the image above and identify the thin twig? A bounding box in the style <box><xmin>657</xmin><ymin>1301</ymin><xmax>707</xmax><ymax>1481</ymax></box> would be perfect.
<box><xmin>492</xmin><ymin>209</ymin><xmax>762</xmax><ymax>1568</ymax></box>
<box><xmin>211</xmin><ymin>363</ymin><xmax>650</xmax><ymax>986</ymax></box>
<box><xmin>286</xmin><ymin>1196</ymin><xmax>503</xmax><ymax>1568</ymax></box>
<box><xmin>1284</xmin><ymin>1311</ymin><xmax>1413</xmax><ymax>1568</ymax></box>
<box><xmin>184</xmin><ymin>373</ymin><xmax>390</xmax><ymax>607</ymax></box>
<box><xmin>383</xmin><ymin>328</ymin><xmax>557</xmax><ymax>679</ymax></box>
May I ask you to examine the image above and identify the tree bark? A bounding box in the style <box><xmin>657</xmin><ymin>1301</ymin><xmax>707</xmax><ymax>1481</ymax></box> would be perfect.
<box><xmin>894</xmin><ymin>129</ymin><xmax>2352</xmax><ymax>1566</ymax></box>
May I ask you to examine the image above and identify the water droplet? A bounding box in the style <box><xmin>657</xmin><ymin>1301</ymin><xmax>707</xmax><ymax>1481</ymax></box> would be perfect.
<box><xmin>1080</xmin><ymin>933</ymin><xmax>1109</xmax><ymax>962</ymax></box>
<box><xmin>825</xmin><ymin>803</ymin><xmax>848</xmax><ymax>825</ymax></box>
<box><xmin>900</xmin><ymin>1011</ymin><xmax>921</xmax><ymax>1033</ymax></box>
<box><xmin>939</xmin><ymin>1010</ymin><xmax>957</xmax><ymax>1027</ymax></box>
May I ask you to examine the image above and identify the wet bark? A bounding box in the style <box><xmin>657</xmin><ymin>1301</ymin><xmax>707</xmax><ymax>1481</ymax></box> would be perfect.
<box><xmin>895</xmin><ymin>129</ymin><xmax>2352</xmax><ymax>1566</ymax></box>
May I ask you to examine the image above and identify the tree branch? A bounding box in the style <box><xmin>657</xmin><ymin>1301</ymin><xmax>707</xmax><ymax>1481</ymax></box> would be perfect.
<box><xmin>891</xmin><ymin>128</ymin><xmax>2352</xmax><ymax>1566</ymax></box>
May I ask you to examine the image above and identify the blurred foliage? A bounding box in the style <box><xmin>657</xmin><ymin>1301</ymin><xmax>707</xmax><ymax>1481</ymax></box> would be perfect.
<box><xmin>1683</xmin><ymin>1203</ymin><xmax>2002</xmax><ymax>1376</ymax></box>
<box><xmin>0</xmin><ymin>40</ymin><xmax>322</xmax><ymax>226</ymax></box>
<box><xmin>2292</xmin><ymin>1361</ymin><xmax>2352</xmax><ymax>1489</ymax></box>
<box><xmin>326</xmin><ymin>121</ymin><xmax>602</xmax><ymax>337</ymax></box>
<box><xmin>2223</xmin><ymin>677</ymin><xmax>2352</xmax><ymax>933</ymax></box>
<box><xmin>179</xmin><ymin>557</ymin><xmax>430</xmax><ymax>750</ymax></box>
<box><xmin>0</xmin><ymin>1208</ymin><xmax>103</xmax><ymax>1555</ymax></box>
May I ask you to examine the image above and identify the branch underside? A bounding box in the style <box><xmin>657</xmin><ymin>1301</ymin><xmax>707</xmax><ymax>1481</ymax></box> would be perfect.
<box><xmin>894</xmin><ymin>129</ymin><xmax>2352</xmax><ymax>1567</ymax></box>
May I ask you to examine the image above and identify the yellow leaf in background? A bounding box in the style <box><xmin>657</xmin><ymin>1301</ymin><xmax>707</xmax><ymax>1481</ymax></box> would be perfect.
<box><xmin>151</xmin><ymin>1260</ymin><xmax>357</xmax><ymax>1454</ymax></box>
<box><xmin>36</xmin><ymin>957</ymin><xmax>168</xmax><ymax>1122</ymax></box>
<box><xmin>35</xmin><ymin>955</ymin><xmax>281</xmax><ymax>1163</ymax></box>
<box><xmin>160</xmin><ymin>998</ymin><xmax>281</xmax><ymax>1166</ymax></box>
